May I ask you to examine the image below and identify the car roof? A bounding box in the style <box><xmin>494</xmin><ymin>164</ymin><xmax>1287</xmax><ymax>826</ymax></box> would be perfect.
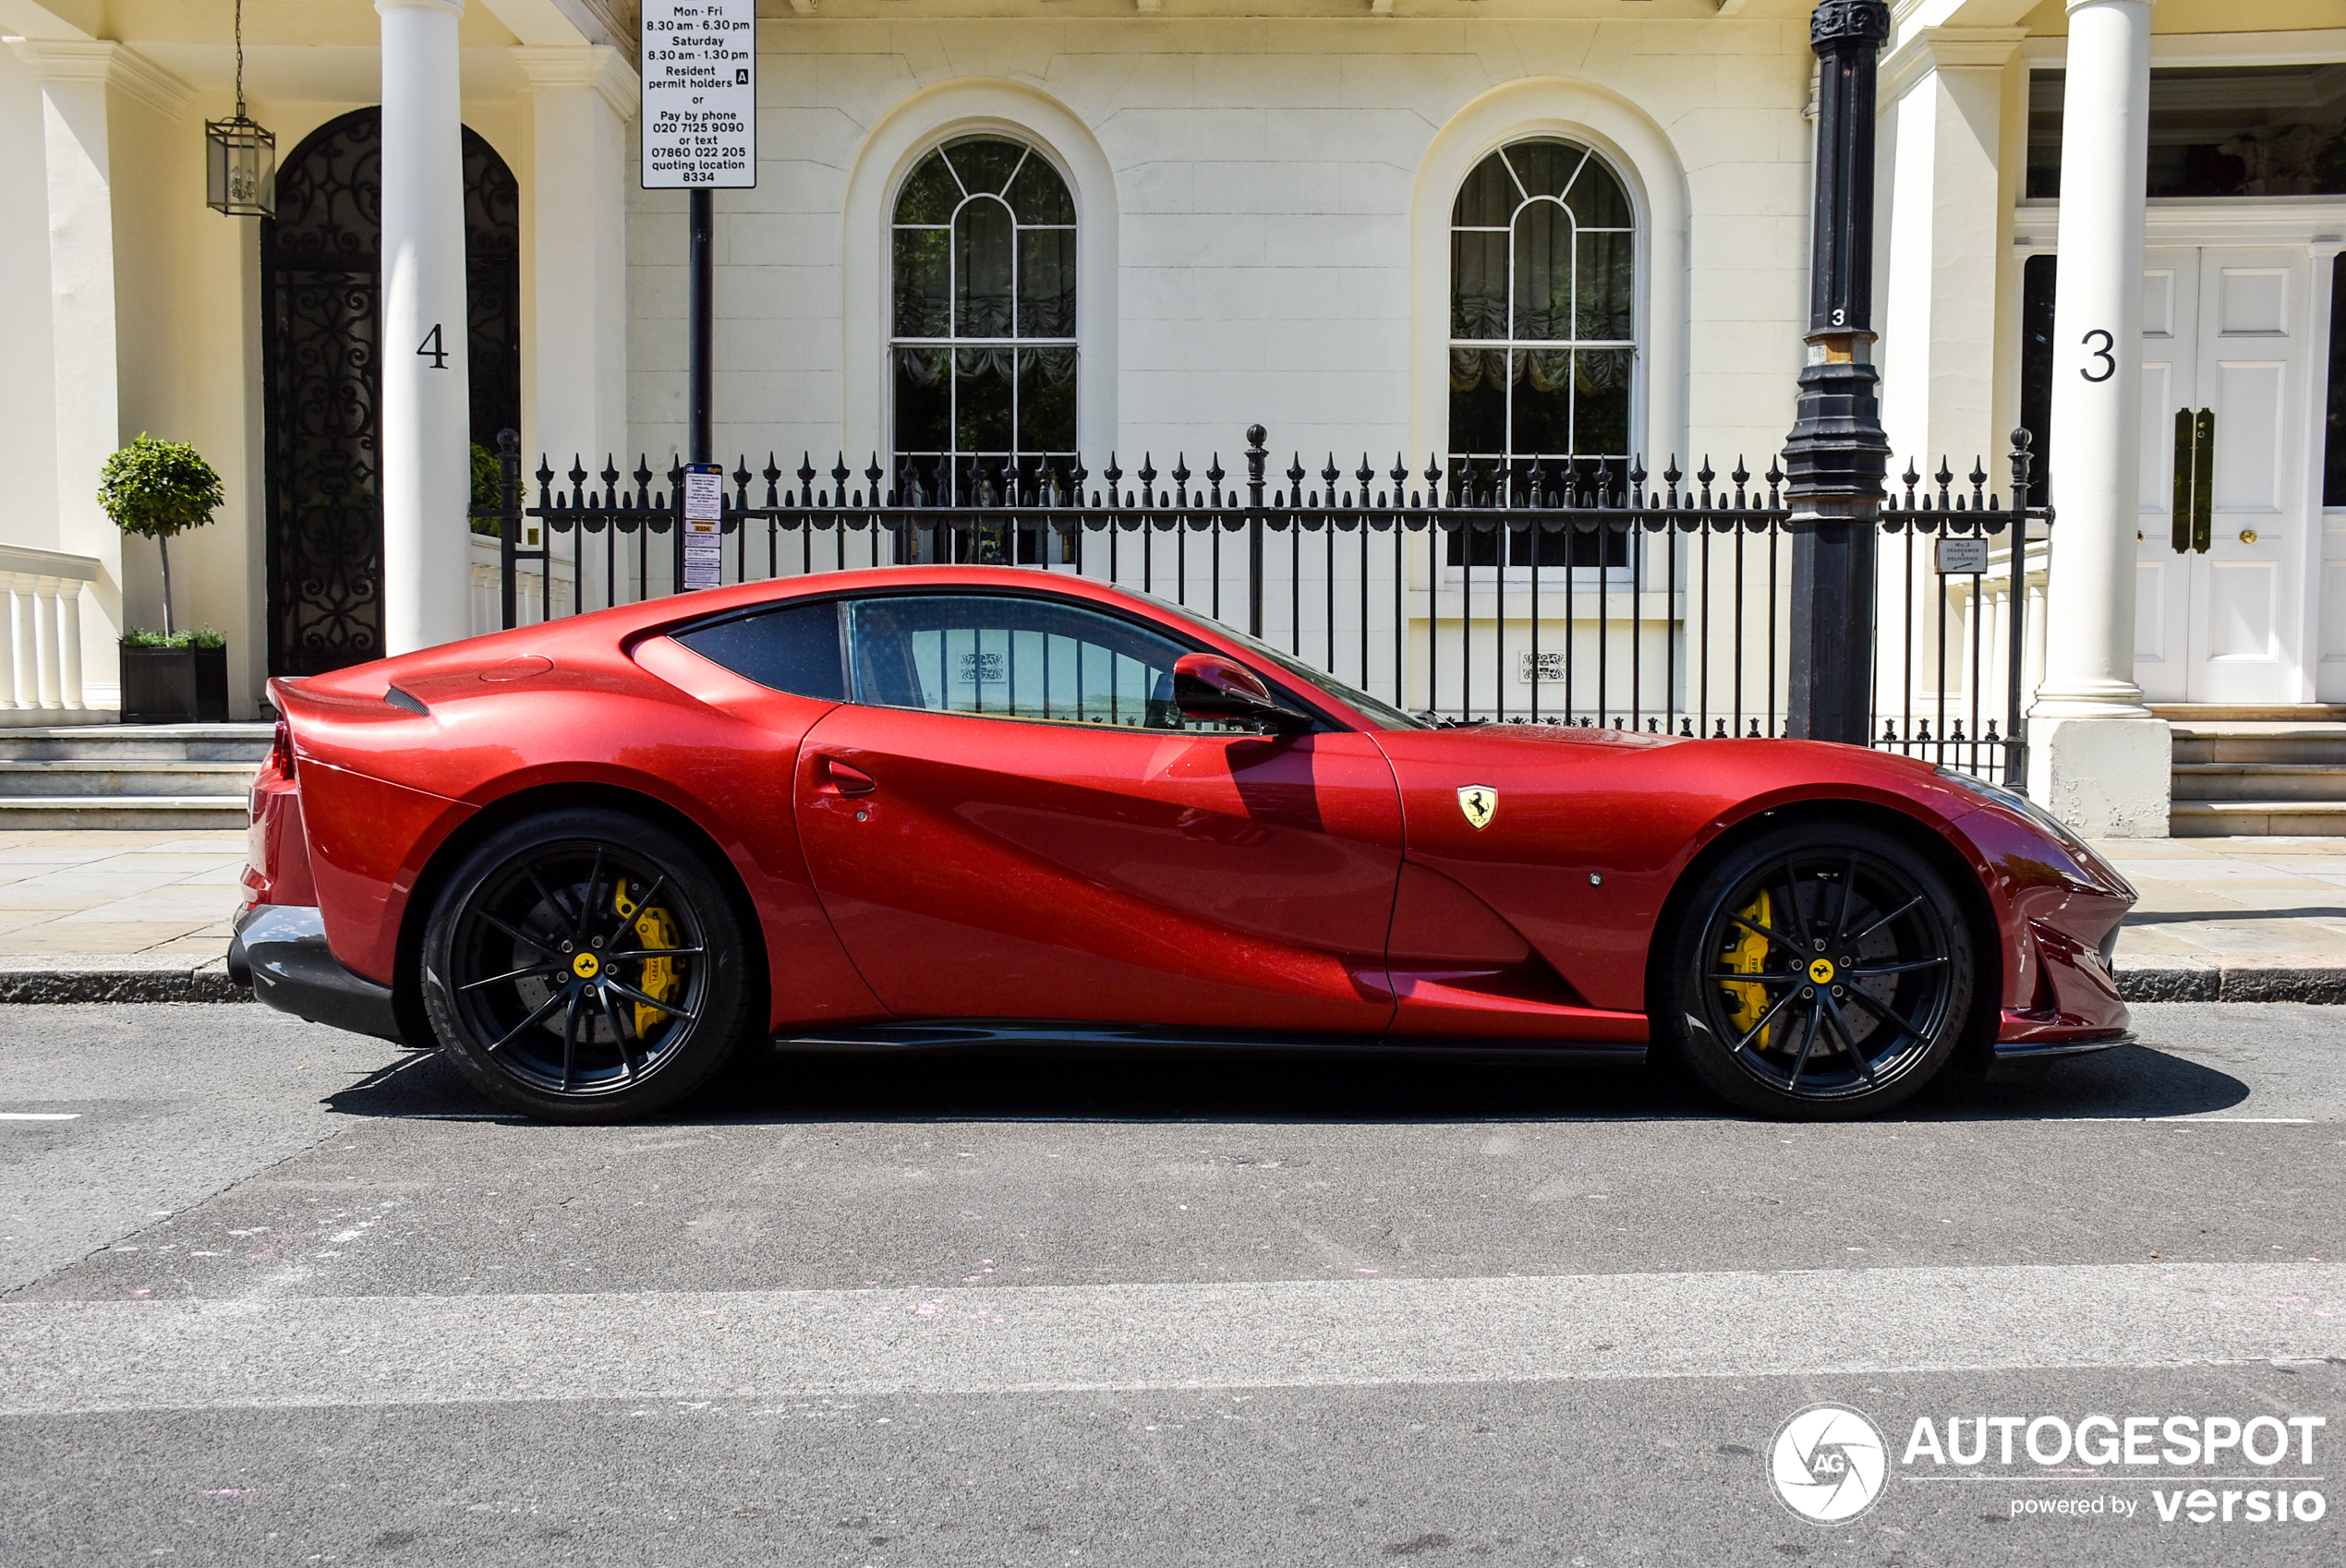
<box><xmin>291</xmin><ymin>565</ymin><xmax>1388</xmax><ymax>730</ymax></box>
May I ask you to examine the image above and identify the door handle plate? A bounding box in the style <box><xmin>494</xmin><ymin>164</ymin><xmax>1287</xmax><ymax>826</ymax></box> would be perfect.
<box><xmin>2170</xmin><ymin>407</ymin><xmax>2216</xmax><ymax>554</ymax></box>
<box><xmin>2191</xmin><ymin>408</ymin><xmax>2215</xmax><ymax>553</ymax></box>
<box><xmin>2171</xmin><ymin>407</ymin><xmax>2193</xmax><ymax>553</ymax></box>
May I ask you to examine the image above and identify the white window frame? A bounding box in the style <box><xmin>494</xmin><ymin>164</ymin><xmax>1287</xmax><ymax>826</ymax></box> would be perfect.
<box><xmin>887</xmin><ymin>136</ymin><xmax>1081</xmax><ymax>504</ymax></box>
<box><xmin>840</xmin><ymin>83</ymin><xmax>1119</xmax><ymax>476</ymax></box>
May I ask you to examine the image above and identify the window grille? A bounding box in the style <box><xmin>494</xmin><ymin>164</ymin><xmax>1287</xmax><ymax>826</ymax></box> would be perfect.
<box><xmin>890</xmin><ymin>137</ymin><xmax>1079</xmax><ymax>518</ymax></box>
<box><xmin>1448</xmin><ymin>139</ymin><xmax>1638</xmax><ymax>569</ymax></box>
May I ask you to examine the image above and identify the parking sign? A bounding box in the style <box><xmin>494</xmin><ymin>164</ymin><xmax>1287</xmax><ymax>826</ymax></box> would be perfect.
<box><xmin>641</xmin><ymin>1</ymin><xmax>756</xmax><ymax>189</ymax></box>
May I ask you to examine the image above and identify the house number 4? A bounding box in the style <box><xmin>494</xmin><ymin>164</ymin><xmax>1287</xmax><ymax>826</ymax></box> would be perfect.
<box><xmin>417</xmin><ymin>323</ymin><xmax>450</xmax><ymax>369</ymax></box>
<box><xmin>2079</xmin><ymin>328</ymin><xmax>2116</xmax><ymax>383</ymax></box>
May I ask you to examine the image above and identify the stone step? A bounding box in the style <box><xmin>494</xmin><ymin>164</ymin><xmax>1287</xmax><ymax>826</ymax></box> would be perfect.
<box><xmin>0</xmin><ymin>796</ymin><xmax>250</xmax><ymax>831</ymax></box>
<box><xmin>2171</xmin><ymin>763</ymin><xmax>2346</xmax><ymax>803</ymax></box>
<box><xmin>0</xmin><ymin>723</ymin><xmax>274</xmax><ymax>764</ymax></box>
<box><xmin>2170</xmin><ymin>724</ymin><xmax>2346</xmax><ymax>766</ymax></box>
<box><xmin>0</xmin><ymin>761</ymin><xmax>257</xmax><ymax>799</ymax></box>
<box><xmin>2150</xmin><ymin>704</ymin><xmax>2346</xmax><ymax>723</ymax></box>
<box><xmin>2171</xmin><ymin>799</ymin><xmax>2346</xmax><ymax>837</ymax></box>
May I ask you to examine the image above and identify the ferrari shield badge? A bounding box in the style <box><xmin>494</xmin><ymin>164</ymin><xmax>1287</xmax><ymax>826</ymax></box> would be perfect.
<box><xmin>1457</xmin><ymin>785</ymin><xmax>1498</xmax><ymax>830</ymax></box>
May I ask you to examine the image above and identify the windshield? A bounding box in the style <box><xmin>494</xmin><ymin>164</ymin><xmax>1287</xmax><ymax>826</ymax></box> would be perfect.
<box><xmin>1126</xmin><ymin>589</ymin><xmax>1428</xmax><ymax>730</ymax></box>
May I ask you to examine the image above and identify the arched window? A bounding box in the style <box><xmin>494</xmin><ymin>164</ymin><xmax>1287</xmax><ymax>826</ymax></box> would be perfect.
<box><xmin>891</xmin><ymin>137</ymin><xmax>1077</xmax><ymax>504</ymax></box>
<box><xmin>1447</xmin><ymin>138</ymin><xmax>1636</xmax><ymax>518</ymax></box>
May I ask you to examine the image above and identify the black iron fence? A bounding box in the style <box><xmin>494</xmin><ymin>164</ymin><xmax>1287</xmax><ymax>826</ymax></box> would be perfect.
<box><xmin>477</xmin><ymin>426</ymin><xmax>2050</xmax><ymax>786</ymax></box>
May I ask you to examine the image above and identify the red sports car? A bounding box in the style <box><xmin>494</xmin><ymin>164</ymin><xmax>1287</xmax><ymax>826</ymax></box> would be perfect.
<box><xmin>231</xmin><ymin>565</ymin><xmax>2134</xmax><ymax>1123</ymax></box>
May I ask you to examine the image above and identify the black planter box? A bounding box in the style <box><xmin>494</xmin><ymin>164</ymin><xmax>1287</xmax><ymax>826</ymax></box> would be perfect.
<box><xmin>120</xmin><ymin>645</ymin><xmax>229</xmax><ymax>724</ymax></box>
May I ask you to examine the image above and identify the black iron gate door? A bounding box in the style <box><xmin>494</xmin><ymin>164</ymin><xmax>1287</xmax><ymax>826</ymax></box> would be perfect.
<box><xmin>260</xmin><ymin>107</ymin><xmax>521</xmax><ymax>677</ymax></box>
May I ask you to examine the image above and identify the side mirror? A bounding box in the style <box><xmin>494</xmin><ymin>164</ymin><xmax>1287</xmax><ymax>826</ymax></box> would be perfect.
<box><xmin>1173</xmin><ymin>652</ymin><xmax>1309</xmax><ymax>733</ymax></box>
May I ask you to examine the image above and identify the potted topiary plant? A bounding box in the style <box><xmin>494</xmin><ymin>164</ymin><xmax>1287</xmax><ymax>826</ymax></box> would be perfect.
<box><xmin>117</xmin><ymin>628</ymin><xmax>230</xmax><ymax>723</ymax></box>
<box><xmin>469</xmin><ymin>441</ymin><xmax>502</xmax><ymax>537</ymax></box>
<box><xmin>97</xmin><ymin>434</ymin><xmax>230</xmax><ymax>723</ymax></box>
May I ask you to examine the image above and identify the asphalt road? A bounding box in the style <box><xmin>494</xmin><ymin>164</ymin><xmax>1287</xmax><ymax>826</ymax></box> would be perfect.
<box><xmin>1</xmin><ymin>1002</ymin><xmax>2340</xmax><ymax>1566</ymax></box>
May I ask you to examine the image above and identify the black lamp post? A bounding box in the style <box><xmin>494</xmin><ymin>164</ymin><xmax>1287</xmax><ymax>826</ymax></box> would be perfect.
<box><xmin>1784</xmin><ymin>0</ymin><xmax>1893</xmax><ymax>745</ymax></box>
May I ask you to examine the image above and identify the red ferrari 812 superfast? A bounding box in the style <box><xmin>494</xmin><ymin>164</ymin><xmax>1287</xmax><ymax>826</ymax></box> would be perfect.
<box><xmin>232</xmin><ymin>566</ymin><xmax>2134</xmax><ymax>1122</ymax></box>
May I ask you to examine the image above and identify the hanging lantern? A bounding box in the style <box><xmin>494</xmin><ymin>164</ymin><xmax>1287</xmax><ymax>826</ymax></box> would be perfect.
<box><xmin>204</xmin><ymin>0</ymin><xmax>274</xmax><ymax>217</ymax></box>
<box><xmin>206</xmin><ymin>115</ymin><xmax>275</xmax><ymax>216</ymax></box>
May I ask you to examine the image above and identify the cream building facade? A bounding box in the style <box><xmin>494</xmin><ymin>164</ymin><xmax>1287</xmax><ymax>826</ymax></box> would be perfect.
<box><xmin>0</xmin><ymin>0</ymin><xmax>2340</xmax><ymax>834</ymax></box>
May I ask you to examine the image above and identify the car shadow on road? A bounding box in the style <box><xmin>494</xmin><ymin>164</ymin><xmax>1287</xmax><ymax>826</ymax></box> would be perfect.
<box><xmin>328</xmin><ymin>1039</ymin><xmax>2251</xmax><ymax>1125</ymax></box>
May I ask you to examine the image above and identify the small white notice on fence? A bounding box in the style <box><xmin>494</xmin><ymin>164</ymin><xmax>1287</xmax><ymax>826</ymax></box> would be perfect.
<box><xmin>641</xmin><ymin>1</ymin><xmax>756</xmax><ymax>189</ymax></box>
<box><xmin>682</xmin><ymin>465</ymin><xmax>724</xmax><ymax>590</ymax></box>
<box><xmin>1518</xmin><ymin>650</ymin><xmax>1565</xmax><ymax>684</ymax></box>
<box><xmin>1935</xmin><ymin>537</ymin><xmax>1990</xmax><ymax>575</ymax></box>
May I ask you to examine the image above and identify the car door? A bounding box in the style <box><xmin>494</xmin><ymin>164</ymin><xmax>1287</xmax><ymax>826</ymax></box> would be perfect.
<box><xmin>794</xmin><ymin>589</ymin><xmax>1403</xmax><ymax>1032</ymax></box>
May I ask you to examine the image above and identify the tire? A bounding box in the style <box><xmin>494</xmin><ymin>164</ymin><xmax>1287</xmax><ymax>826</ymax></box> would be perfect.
<box><xmin>419</xmin><ymin>807</ymin><xmax>756</xmax><ymax>1123</ymax></box>
<box><xmin>1654</xmin><ymin>821</ymin><xmax>1976</xmax><ymax>1120</ymax></box>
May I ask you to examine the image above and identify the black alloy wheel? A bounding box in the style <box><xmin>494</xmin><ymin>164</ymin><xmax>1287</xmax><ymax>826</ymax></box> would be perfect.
<box><xmin>1660</xmin><ymin>821</ymin><xmax>1976</xmax><ymax>1119</ymax></box>
<box><xmin>420</xmin><ymin>808</ymin><xmax>755</xmax><ymax>1123</ymax></box>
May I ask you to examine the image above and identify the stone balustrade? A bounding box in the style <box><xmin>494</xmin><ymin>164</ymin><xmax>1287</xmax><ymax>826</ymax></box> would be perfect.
<box><xmin>0</xmin><ymin>545</ymin><xmax>99</xmax><ymax>721</ymax></box>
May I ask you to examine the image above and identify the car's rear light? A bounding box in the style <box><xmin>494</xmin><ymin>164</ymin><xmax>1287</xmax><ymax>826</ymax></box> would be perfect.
<box><xmin>269</xmin><ymin>717</ymin><xmax>296</xmax><ymax>783</ymax></box>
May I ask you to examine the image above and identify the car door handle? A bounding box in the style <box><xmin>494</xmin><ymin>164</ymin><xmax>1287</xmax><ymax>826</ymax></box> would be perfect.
<box><xmin>821</xmin><ymin>758</ymin><xmax>877</xmax><ymax>797</ymax></box>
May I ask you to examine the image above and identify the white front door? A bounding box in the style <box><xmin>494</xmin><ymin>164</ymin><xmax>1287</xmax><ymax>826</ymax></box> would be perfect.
<box><xmin>2134</xmin><ymin>246</ymin><xmax>2321</xmax><ymax>705</ymax></box>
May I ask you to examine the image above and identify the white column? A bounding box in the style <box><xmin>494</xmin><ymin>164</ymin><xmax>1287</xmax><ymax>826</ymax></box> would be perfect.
<box><xmin>2026</xmin><ymin>0</ymin><xmax>2170</xmax><ymax>836</ymax></box>
<box><xmin>514</xmin><ymin>46</ymin><xmax>636</xmax><ymax>473</ymax></box>
<box><xmin>1874</xmin><ymin>25</ymin><xmax>2024</xmax><ymax>730</ymax></box>
<box><xmin>1878</xmin><ymin>27</ymin><xmax>2024</xmax><ymax>468</ymax></box>
<box><xmin>1</xmin><ymin>40</ymin><xmax>186</xmax><ymax>709</ymax></box>
<box><xmin>378</xmin><ymin>0</ymin><xmax>474</xmax><ymax>655</ymax></box>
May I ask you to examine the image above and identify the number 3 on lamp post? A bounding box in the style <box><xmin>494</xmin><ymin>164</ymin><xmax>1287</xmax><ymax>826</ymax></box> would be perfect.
<box><xmin>417</xmin><ymin>323</ymin><xmax>449</xmax><ymax>369</ymax></box>
<box><xmin>2079</xmin><ymin>328</ymin><xmax>2115</xmax><ymax>383</ymax></box>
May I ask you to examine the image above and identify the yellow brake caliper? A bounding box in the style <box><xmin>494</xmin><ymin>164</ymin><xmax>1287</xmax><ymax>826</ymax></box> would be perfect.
<box><xmin>1718</xmin><ymin>889</ymin><xmax>1773</xmax><ymax>1049</ymax></box>
<box><xmin>612</xmin><ymin>877</ymin><xmax>682</xmax><ymax>1039</ymax></box>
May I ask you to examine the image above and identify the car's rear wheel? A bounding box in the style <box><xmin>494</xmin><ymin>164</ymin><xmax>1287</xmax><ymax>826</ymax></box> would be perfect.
<box><xmin>1657</xmin><ymin>821</ymin><xmax>1975</xmax><ymax>1119</ymax></box>
<box><xmin>420</xmin><ymin>808</ymin><xmax>754</xmax><ymax>1123</ymax></box>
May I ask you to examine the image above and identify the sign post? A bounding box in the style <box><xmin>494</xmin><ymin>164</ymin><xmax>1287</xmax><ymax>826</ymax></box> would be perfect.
<box><xmin>642</xmin><ymin>0</ymin><xmax>756</xmax><ymax>494</ymax></box>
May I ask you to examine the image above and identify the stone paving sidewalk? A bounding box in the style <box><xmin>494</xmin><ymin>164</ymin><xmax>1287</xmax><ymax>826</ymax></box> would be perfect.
<box><xmin>0</xmin><ymin>831</ymin><xmax>245</xmax><ymax>959</ymax></box>
<box><xmin>2095</xmin><ymin>837</ymin><xmax>2346</xmax><ymax>1001</ymax></box>
<box><xmin>0</xmin><ymin>830</ymin><xmax>248</xmax><ymax>1000</ymax></box>
<box><xmin>3</xmin><ymin>828</ymin><xmax>2346</xmax><ymax>1003</ymax></box>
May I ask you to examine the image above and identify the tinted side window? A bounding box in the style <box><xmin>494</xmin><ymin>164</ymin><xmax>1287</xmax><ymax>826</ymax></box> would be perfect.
<box><xmin>673</xmin><ymin>601</ymin><xmax>845</xmax><ymax>700</ymax></box>
<box><xmin>845</xmin><ymin>594</ymin><xmax>1236</xmax><ymax>730</ymax></box>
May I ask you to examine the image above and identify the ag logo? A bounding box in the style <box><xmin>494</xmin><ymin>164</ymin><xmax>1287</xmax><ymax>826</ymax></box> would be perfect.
<box><xmin>1457</xmin><ymin>785</ymin><xmax>1498</xmax><ymax>830</ymax></box>
<box><xmin>1770</xmin><ymin>1405</ymin><xmax>1888</xmax><ymax>1524</ymax></box>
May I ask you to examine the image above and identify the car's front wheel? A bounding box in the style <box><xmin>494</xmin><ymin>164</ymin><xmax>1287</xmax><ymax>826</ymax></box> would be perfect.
<box><xmin>420</xmin><ymin>808</ymin><xmax>755</xmax><ymax>1123</ymax></box>
<box><xmin>1657</xmin><ymin>821</ymin><xmax>1977</xmax><ymax>1119</ymax></box>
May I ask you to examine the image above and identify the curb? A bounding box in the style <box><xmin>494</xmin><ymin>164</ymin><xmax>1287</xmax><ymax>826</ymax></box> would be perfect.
<box><xmin>0</xmin><ymin>961</ymin><xmax>2341</xmax><ymax>1007</ymax></box>
<box><xmin>2115</xmin><ymin>957</ymin><xmax>2346</xmax><ymax>1005</ymax></box>
<box><xmin>0</xmin><ymin>958</ymin><xmax>249</xmax><ymax>1006</ymax></box>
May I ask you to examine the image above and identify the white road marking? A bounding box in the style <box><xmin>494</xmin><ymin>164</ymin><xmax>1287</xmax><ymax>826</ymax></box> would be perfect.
<box><xmin>0</xmin><ymin>1261</ymin><xmax>2336</xmax><ymax>1416</ymax></box>
<box><xmin>0</xmin><ymin>1113</ymin><xmax>79</xmax><ymax>1121</ymax></box>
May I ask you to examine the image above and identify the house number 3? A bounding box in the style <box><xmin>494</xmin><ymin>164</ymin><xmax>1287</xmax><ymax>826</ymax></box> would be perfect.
<box><xmin>2079</xmin><ymin>329</ymin><xmax>2116</xmax><ymax>383</ymax></box>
